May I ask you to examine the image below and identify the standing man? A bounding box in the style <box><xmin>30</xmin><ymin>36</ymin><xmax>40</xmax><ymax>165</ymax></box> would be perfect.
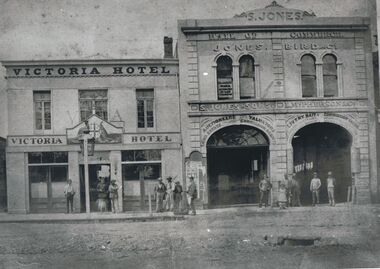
<box><xmin>259</xmin><ymin>175</ymin><xmax>272</xmax><ymax>208</ymax></box>
<box><xmin>154</xmin><ymin>177</ymin><xmax>166</xmax><ymax>213</ymax></box>
<box><xmin>164</xmin><ymin>176</ymin><xmax>174</xmax><ymax>211</ymax></box>
<box><xmin>64</xmin><ymin>179</ymin><xmax>75</xmax><ymax>213</ymax></box>
<box><xmin>187</xmin><ymin>176</ymin><xmax>197</xmax><ymax>215</ymax></box>
<box><xmin>173</xmin><ymin>180</ymin><xmax>183</xmax><ymax>214</ymax></box>
<box><xmin>108</xmin><ymin>179</ymin><xmax>120</xmax><ymax>213</ymax></box>
<box><xmin>310</xmin><ymin>172</ymin><xmax>321</xmax><ymax>206</ymax></box>
<box><xmin>326</xmin><ymin>171</ymin><xmax>336</xmax><ymax>206</ymax></box>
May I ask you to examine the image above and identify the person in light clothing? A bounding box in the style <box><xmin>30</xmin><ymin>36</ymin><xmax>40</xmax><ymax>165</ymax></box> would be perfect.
<box><xmin>278</xmin><ymin>183</ymin><xmax>287</xmax><ymax>209</ymax></box>
<box><xmin>108</xmin><ymin>180</ymin><xmax>120</xmax><ymax>213</ymax></box>
<box><xmin>326</xmin><ymin>171</ymin><xmax>336</xmax><ymax>206</ymax></box>
<box><xmin>310</xmin><ymin>172</ymin><xmax>321</xmax><ymax>206</ymax></box>
<box><xmin>64</xmin><ymin>179</ymin><xmax>75</xmax><ymax>213</ymax></box>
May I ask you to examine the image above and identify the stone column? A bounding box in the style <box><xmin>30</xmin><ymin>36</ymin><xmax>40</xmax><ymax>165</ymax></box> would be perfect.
<box><xmin>232</xmin><ymin>63</ymin><xmax>240</xmax><ymax>99</ymax></box>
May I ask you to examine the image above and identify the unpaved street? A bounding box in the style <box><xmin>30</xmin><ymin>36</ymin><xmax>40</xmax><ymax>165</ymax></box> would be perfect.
<box><xmin>0</xmin><ymin>205</ymin><xmax>379</xmax><ymax>269</ymax></box>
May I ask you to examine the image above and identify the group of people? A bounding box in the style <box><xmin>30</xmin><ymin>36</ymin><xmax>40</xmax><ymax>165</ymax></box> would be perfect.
<box><xmin>258</xmin><ymin>171</ymin><xmax>337</xmax><ymax>209</ymax></box>
<box><xmin>154</xmin><ymin>176</ymin><xmax>197</xmax><ymax>215</ymax></box>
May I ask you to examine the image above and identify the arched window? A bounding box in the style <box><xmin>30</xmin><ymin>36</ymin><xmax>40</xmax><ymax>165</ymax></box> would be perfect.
<box><xmin>217</xmin><ymin>56</ymin><xmax>233</xmax><ymax>100</ymax></box>
<box><xmin>301</xmin><ymin>54</ymin><xmax>317</xmax><ymax>97</ymax></box>
<box><xmin>239</xmin><ymin>55</ymin><xmax>255</xmax><ymax>99</ymax></box>
<box><xmin>323</xmin><ymin>54</ymin><xmax>338</xmax><ymax>97</ymax></box>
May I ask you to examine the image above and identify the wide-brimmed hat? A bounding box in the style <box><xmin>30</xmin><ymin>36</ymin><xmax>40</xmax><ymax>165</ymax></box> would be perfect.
<box><xmin>175</xmin><ymin>181</ymin><xmax>180</xmax><ymax>185</ymax></box>
<box><xmin>157</xmin><ymin>177</ymin><xmax>162</xmax><ymax>181</ymax></box>
<box><xmin>166</xmin><ymin>176</ymin><xmax>173</xmax><ymax>181</ymax></box>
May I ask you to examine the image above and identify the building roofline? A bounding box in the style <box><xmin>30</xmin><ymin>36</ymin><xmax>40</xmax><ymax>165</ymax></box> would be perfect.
<box><xmin>1</xmin><ymin>58</ymin><xmax>179</xmax><ymax>67</ymax></box>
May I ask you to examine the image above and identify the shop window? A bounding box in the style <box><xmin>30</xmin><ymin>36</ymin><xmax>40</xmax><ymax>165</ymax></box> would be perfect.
<box><xmin>301</xmin><ymin>54</ymin><xmax>317</xmax><ymax>97</ymax></box>
<box><xmin>28</xmin><ymin>152</ymin><xmax>68</xmax><ymax>213</ymax></box>
<box><xmin>217</xmin><ymin>56</ymin><xmax>233</xmax><ymax>100</ymax></box>
<box><xmin>122</xmin><ymin>150</ymin><xmax>162</xmax><ymax>210</ymax></box>
<box><xmin>239</xmin><ymin>55</ymin><xmax>255</xmax><ymax>99</ymax></box>
<box><xmin>323</xmin><ymin>54</ymin><xmax>338</xmax><ymax>97</ymax></box>
<box><xmin>79</xmin><ymin>89</ymin><xmax>108</xmax><ymax>121</ymax></box>
<box><xmin>34</xmin><ymin>91</ymin><xmax>51</xmax><ymax>130</ymax></box>
<box><xmin>136</xmin><ymin>89</ymin><xmax>154</xmax><ymax>129</ymax></box>
<box><xmin>28</xmin><ymin>152</ymin><xmax>68</xmax><ymax>164</ymax></box>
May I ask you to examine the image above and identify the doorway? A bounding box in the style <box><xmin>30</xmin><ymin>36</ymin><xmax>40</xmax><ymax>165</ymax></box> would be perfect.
<box><xmin>79</xmin><ymin>164</ymin><xmax>111</xmax><ymax>212</ymax></box>
<box><xmin>292</xmin><ymin>123</ymin><xmax>352</xmax><ymax>205</ymax></box>
<box><xmin>207</xmin><ymin>125</ymin><xmax>269</xmax><ymax>207</ymax></box>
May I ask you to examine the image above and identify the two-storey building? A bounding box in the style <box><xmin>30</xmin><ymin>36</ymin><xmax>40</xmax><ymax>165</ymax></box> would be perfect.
<box><xmin>178</xmin><ymin>2</ymin><xmax>378</xmax><ymax>208</ymax></box>
<box><xmin>4</xmin><ymin>56</ymin><xmax>182</xmax><ymax>213</ymax></box>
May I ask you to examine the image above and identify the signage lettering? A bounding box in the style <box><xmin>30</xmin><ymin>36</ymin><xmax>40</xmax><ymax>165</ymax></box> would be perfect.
<box><xmin>9</xmin><ymin>65</ymin><xmax>172</xmax><ymax>78</ymax></box>
<box><xmin>130</xmin><ymin>135</ymin><xmax>172</xmax><ymax>143</ymax></box>
<box><xmin>8</xmin><ymin>136</ymin><xmax>65</xmax><ymax>146</ymax></box>
<box><xmin>289</xmin><ymin>32</ymin><xmax>343</xmax><ymax>39</ymax></box>
<box><xmin>209</xmin><ymin>33</ymin><xmax>236</xmax><ymax>40</ymax></box>
<box><xmin>284</xmin><ymin>43</ymin><xmax>336</xmax><ymax>50</ymax></box>
<box><xmin>213</xmin><ymin>43</ymin><xmax>266</xmax><ymax>52</ymax></box>
<box><xmin>235</xmin><ymin>11</ymin><xmax>304</xmax><ymax>21</ymax></box>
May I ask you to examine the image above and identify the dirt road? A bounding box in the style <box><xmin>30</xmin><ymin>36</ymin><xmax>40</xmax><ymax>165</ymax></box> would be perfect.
<box><xmin>0</xmin><ymin>205</ymin><xmax>379</xmax><ymax>268</ymax></box>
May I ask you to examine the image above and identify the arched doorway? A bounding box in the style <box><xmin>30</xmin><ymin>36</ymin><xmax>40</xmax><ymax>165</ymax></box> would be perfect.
<box><xmin>292</xmin><ymin>123</ymin><xmax>352</xmax><ymax>205</ymax></box>
<box><xmin>207</xmin><ymin>125</ymin><xmax>269</xmax><ymax>207</ymax></box>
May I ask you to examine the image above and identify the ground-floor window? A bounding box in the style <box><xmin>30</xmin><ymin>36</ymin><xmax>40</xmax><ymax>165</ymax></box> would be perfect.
<box><xmin>122</xmin><ymin>150</ymin><xmax>161</xmax><ymax>211</ymax></box>
<box><xmin>28</xmin><ymin>152</ymin><xmax>68</xmax><ymax>213</ymax></box>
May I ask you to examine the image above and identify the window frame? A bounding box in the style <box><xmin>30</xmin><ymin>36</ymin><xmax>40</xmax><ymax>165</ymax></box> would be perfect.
<box><xmin>33</xmin><ymin>91</ymin><xmax>52</xmax><ymax>131</ymax></box>
<box><xmin>238</xmin><ymin>55</ymin><xmax>256</xmax><ymax>99</ymax></box>
<box><xmin>216</xmin><ymin>56</ymin><xmax>234</xmax><ymax>100</ymax></box>
<box><xmin>78</xmin><ymin>89</ymin><xmax>108</xmax><ymax>122</ymax></box>
<box><xmin>300</xmin><ymin>54</ymin><xmax>317</xmax><ymax>98</ymax></box>
<box><xmin>322</xmin><ymin>54</ymin><xmax>339</xmax><ymax>97</ymax></box>
<box><xmin>136</xmin><ymin>89</ymin><xmax>155</xmax><ymax>130</ymax></box>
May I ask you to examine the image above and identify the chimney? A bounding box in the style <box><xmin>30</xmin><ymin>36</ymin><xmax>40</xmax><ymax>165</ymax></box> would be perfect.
<box><xmin>164</xmin><ymin>36</ymin><xmax>173</xmax><ymax>58</ymax></box>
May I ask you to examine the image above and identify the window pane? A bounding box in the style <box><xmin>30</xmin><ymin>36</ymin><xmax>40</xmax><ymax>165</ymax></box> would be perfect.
<box><xmin>239</xmin><ymin>56</ymin><xmax>255</xmax><ymax>78</ymax></box>
<box><xmin>29</xmin><ymin>152</ymin><xmax>42</xmax><ymax>164</ymax></box>
<box><xmin>54</xmin><ymin>152</ymin><xmax>68</xmax><ymax>163</ymax></box>
<box><xmin>35</xmin><ymin>102</ymin><xmax>43</xmax><ymax>130</ymax></box>
<box><xmin>41</xmin><ymin>152</ymin><xmax>55</xmax><ymax>163</ymax></box>
<box><xmin>136</xmin><ymin>89</ymin><xmax>154</xmax><ymax>98</ymax></box>
<box><xmin>302</xmin><ymin>76</ymin><xmax>317</xmax><ymax>97</ymax></box>
<box><xmin>137</xmin><ymin>100</ymin><xmax>145</xmax><ymax>128</ymax></box>
<box><xmin>122</xmin><ymin>150</ymin><xmax>161</xmax><ymax>162</ymax></box>
<box><xmin>146</xmin><ymin>100</ymin><xmax>154</xmax><ymax>128</ymax></box>
<box><xmin>29</xmin><ymin>166</ymin><xmax>49</xmax><ymax>183</ymax></box>
<box><xmin>323</xmin><ymin>54</ymin><xmax>338</xmax><ymax>97</ymax></box>
<box><xmin>217</xmin><ymin>56</ymin><xmax>233</xmax><ymax>100</ymax></box>
<box><xmin>44</xmin><ymin>102</ymin><xmax>51</xmax><ymax>129</ymax></box>
<box><xmin>301</xmin><ymin>55</ymin><xmax>317</xmax><ymax>97</ymax></box>
<box><xmin>51</xmin><ymin>166</ymin><xmax>68</xmax><ymax>182</ymax></box>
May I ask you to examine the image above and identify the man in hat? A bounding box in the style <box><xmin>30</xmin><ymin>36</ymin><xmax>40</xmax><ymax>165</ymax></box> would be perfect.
<box><xmin>326</xmin><ymin>171</ymin><xmax>336</xmax><ymax>206</ymax></box>
<box><xmin>64</xmin><ymin>179</ymin><xmax>75</xmax><ymax>213</ymax></box>
<box><xmin>187</xmin><ymin>176</ymin><xmax>197</xmax><ymax>215</ymax></box>
<box><xmin>310</xmin><ymin>172</ymin><xmax>321</xmax><ymax>206</ymax></box>
<box><xmin>154</xmin><ymin>177</ymin><xmax>166</xmax><ymax>212</ymax></box>
<box><xmin>259</xmin><ymin>175</ymin><xmax>272</xmax><ymax>208</ymax></box>
<box><xmin>108</xmin><ymin>179</ymin><xmax>120</xmax><ymax>213</ymax></box>
<box><xmin>164</xmin><ymin>176</ymin><xmax>174</xmax><ymax>211</ymax></box>
<box><xmin>173</xmin><ymin>180</ymin><xmax>183</xmax><ymax>214</ymax></box>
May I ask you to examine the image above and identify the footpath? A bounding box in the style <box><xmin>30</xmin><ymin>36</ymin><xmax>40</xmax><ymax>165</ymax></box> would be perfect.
<box><xmin>0</xmin><ymin>203</ymin><xmax>379</xmax><ymax>224</ymax></box>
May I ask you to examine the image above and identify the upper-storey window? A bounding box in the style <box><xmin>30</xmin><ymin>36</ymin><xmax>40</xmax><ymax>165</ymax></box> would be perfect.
<box><xmin>136</xmin><ymin>89</ymin><xmax>154</xmax><ymax>129</ymax></box>
<box><xmin>34</xmin><ymin>91</ymin><xmax>51</xmax><ymax>130</ymax></box>
<box><xmin>239</xmin><ymin>55</ymin><xmax>255</xmax><ymax>99</ymax></box>
<box><xmin>301</xmin><ymin>54</ymin><xmax>317</xmax><ymax>97</ymax></box>
<box><xmin>323</xmin><ymin>54</ymin><xmax>338</xmax><ymax>97</ymax></box>
<box><xmin>217</xmin><ymin>56</ymin><xmax>233</xmax><ymax>100</ymax></box>
<box><xmin>79</xmin><ymin>90</ymin><xmax>108</xmax><ymax>121</ymax></box>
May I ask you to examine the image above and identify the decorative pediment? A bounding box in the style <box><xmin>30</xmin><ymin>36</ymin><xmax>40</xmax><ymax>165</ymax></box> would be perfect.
<box><xmin>234</xmin><ymin>1</ymin><xmax>316</xmax><ymax>21</ymax></box>
<box><xmin>66</xmin><ymin>114</ymin><xmax>123</xmax><ymax>144</ymax></box>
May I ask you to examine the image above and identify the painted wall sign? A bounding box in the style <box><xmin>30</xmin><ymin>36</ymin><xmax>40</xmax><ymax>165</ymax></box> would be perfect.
<box><xmin>234</xmin><ymin>2</ymin><xmax>315</xmax><ymax>22</ymax></box>
<box><xmin>6</xmin><ymin>65</ymin><xmax>175</xmax><ymax>78</ymax></box>
<box><xmin>7</xmin><ymin>136</ymin><xmax>66</xmax><ymax>146</ymax></box>
<box><xmin>190</xmin><ymin>99</ymin><xmax>367</xmax><ymax>115</ymax></box>
<box><xmin>284</xmin><ymin>42</ymin><xmax>336</xmax><ymax>50</ymax></box>
<box><xmin>289</xmin><ymin>32</ymin><xmax>344</xmax><ymax>39</ymax></box>
<box><xmin>200</xmin><ymin>115</ymin><xmax>275</xmax><ymax>146</ymax></box>
<box><xmin>123</xmin><ymin>133</ymin><xmax>180</xmax><ymax>145</ymax></box>
<box><xmin>67</xmin><ymin>114</ymin><xmax>123</xmax><ymax>144</ymax></box>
